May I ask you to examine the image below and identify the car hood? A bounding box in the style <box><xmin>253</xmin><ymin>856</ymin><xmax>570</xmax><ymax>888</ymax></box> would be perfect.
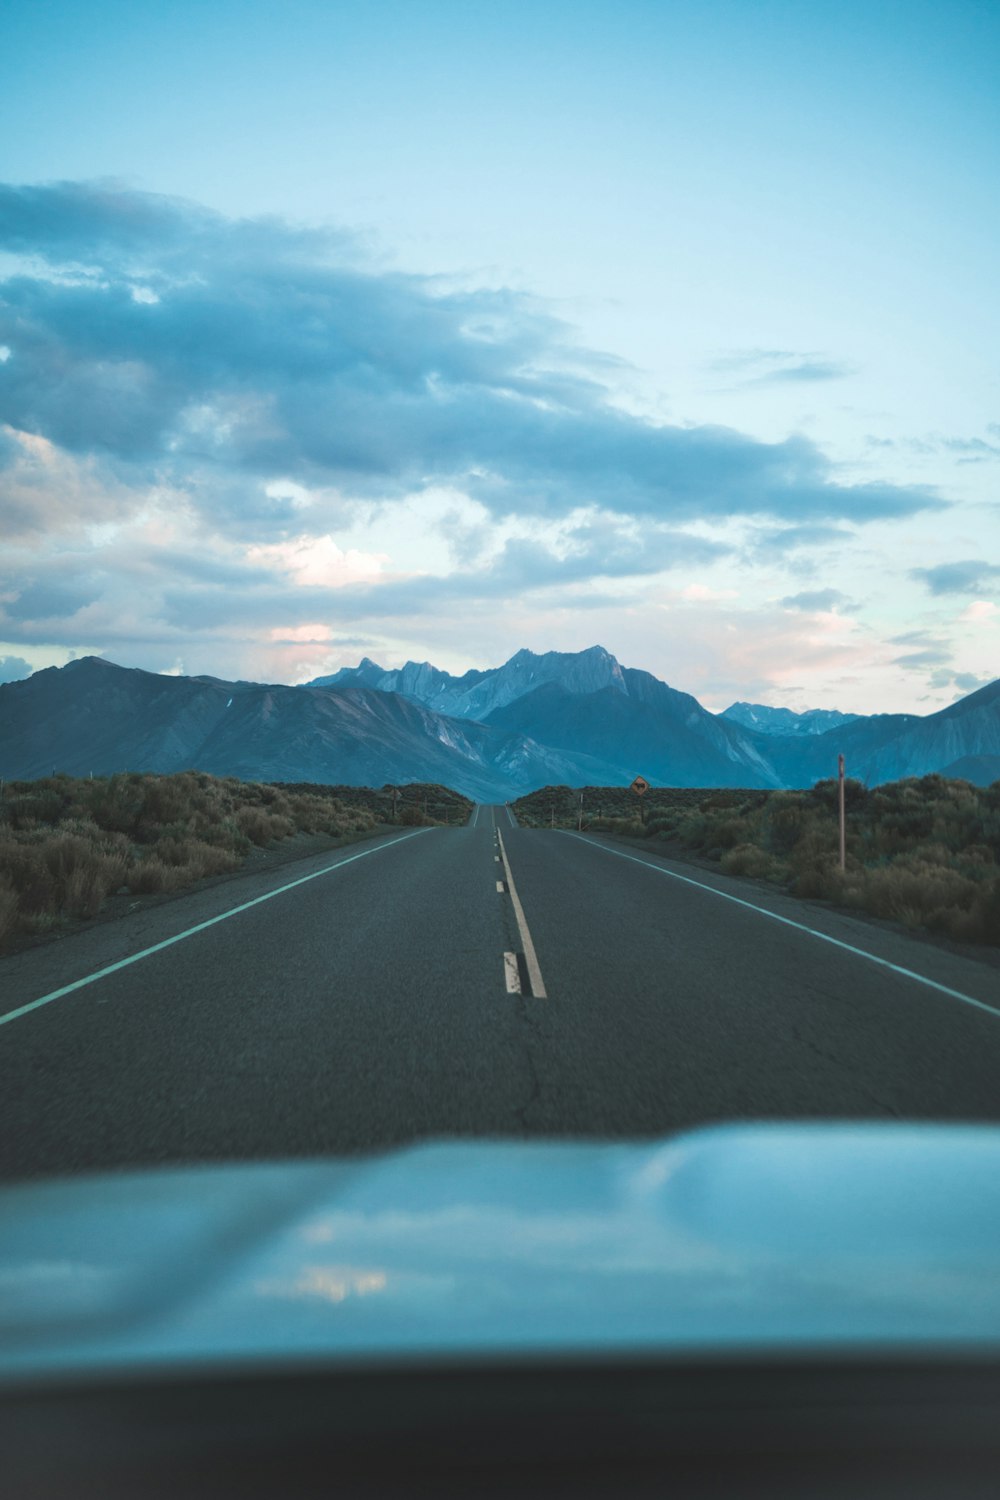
<box><xmin>2</xmin><ymin>1123</ymin><xmax>1000</xmax><ymax>1383</ymax></box>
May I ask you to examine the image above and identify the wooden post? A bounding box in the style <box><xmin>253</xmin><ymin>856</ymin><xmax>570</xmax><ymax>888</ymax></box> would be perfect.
<box><xmin>838</xmin><ymin>753</ymin><xmax>846</xmax><ymax>872</ymax></box>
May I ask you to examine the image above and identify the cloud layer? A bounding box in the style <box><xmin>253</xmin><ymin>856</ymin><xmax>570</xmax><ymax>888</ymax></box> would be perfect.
<box><xmin>0</xmin><ymin>181</ymin><xmax>939</xmax><ymax>535</ymax></box>
<box><xmin>2</xmin><ymin>181</ymin><xmax>991</xmax><ymax>711</ymax></box>
<box><xmin>912</xmin><ymin>560</ymin><xmax>1000</xmax><ymax>596</ymax></box>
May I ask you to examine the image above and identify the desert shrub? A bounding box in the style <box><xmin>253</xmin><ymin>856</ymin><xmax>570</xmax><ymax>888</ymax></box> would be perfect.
<box><xmin>184</xmin><ymin>841</ymin><xmax>242</xmax><ymax>879</ymax></box>
<box><xmin>235</xmin><ymin>806</ymin><xmax>296</xmax><ymax>844</ymax></box>
<box><xmin>0</xmin><ymin>840</ymin><xmax>56</xmax><ymax>913</ymax></box>
<box><xmin>87</xmin><ymin>775</ymin><xmax>147</xmax><ymax>835</ymax></box>
<box><xmin>193</xmin><ymin>814</ymin><xmax>246</xmax><ymax>850</ymax></box>
<box><xmin>135</xmin><ymin>775</ymin><xmax>192</xmax><ymax>829</ymax></box>
<box><xmin>127</xmin><ymin>858</ymin><xmax>190</xmax><ymax>895</ymax></box>
<box><xmin>643</xmin><ymin>814</ymin><xmax>680</xmax><ymax>837</ymax></box>
<box><xmin>62</xmin><ymin>852</ymin><xmax>129</xmax><ymax>918</ymax></box>
<box><xmin>150</xmin><ymin>834</ymin><xmax>197</xmax><ymax>867</ymax></box>
<box><xmin>672</xmin><ymin>812</ymin><xmax>712</xmax><ymax>848</ymax></box>
<box><xmin>860</xmin><ymin>861</ymin><xmax>977</xmax><ymax>926</ymax></box>
<box><xmin>0</xmin><ymin>772</ymin><xmax>412</xmax><ymax>948</ymax></box>
<box><xmin>763</xmin><ymin>794</ymin><xmax>807</xmax><ymax>855</ymax></box>
<box><xmin>3</xmin><ymin>794</ymin><xmax>50</xmax><ymax>831</ymax></box>
<box><xmin>810</xmin><ymin>777</ymin><xmax>868</xmax><ymax>814</ymax></box>
<box><xmin>42</xmin><ymin>833</ymin><xmax>97</xmax><ymax>885</ymax></box>
<box><xmin>0</xmin><ymin>876</ymin><xmax>18</xmax><ymax>945</ymax></box>
<box><xmin>960</xmin><ymin>844</ymin><xmax>996</xmax><ymax>869</ymax></box>
<box><xmin>399</xmin><ymin>803</ymin><xmax>428</xmax><ymax>826</ymax></box>
<box><xmin>720</xmin><ymin>844</ymin><xmax>783</xmax><ymax>880</ymax></box>
<box><xmin>788</xmin><ymin>859</ymin><xmax>842</xmax><ymax>901</ymax></box>
<box><xmin>969</xmin><ymin>878</ymin><xmax>1000</xmax><ymax>942</ymax></box>
<box><xmin>712</xmin><ymin>815</ymin><xmax>758</xmax><ymax>851</ymax></box>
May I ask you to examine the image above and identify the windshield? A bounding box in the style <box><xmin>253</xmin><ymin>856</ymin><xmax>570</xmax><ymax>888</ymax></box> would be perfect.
<box><xmin>1</xmin><ymin>0</ymin><xmax>999</xmax><ymax>1300</ymax></box>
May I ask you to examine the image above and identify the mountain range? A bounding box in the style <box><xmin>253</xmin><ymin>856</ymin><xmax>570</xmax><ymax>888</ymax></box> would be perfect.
<box><xmin>720</xmin><ymin>702</ymin><xmax>860</xmax><ymax>737</ymax></box>
<box><xmin>1</xmin><ymin>646</ymin><xmax>998</xmax><ymax>798</ymax></box>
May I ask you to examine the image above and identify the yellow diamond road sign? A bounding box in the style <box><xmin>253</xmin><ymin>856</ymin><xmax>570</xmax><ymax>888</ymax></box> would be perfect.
<box><xmin>630</xmin><ymin>775</ymin><xmax>650</xmax><ymax>795</ymax></box>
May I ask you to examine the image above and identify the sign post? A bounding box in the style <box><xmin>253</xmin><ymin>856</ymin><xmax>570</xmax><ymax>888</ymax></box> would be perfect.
<box><xmin>578</xmin><ymin>790</ymin><xmax>584</xmax><ymax>832</ymax></box>
<box><xmin>630</xmin><ymin>775</ymin><xmax>650</xmax><ymax>825</ymax></box>
<box><xmin>838</xmin><ymin>754</ymin><xmax>846</xmax><ymax>872</ymax></box>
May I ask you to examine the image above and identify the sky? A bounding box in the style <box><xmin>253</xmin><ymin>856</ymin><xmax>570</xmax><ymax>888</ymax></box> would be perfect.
<box><xmin>0</xmin><ymin>0</ymin><xmax>998</xmax><ymax>713</ymax></box>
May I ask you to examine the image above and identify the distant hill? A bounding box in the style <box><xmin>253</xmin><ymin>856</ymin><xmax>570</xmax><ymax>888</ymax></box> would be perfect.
<box><xmin>721</xmin><ymin>702</ymin><xmax>860</xmax><ymax>737</ymax></box>
<box><xmin>481</xmin><ymin>676</ymin><xmax>779</xmax><ymax>789</ymax></box>
<box><xmin>0</xmin><ymin>656</ymin><xmax>642</xmax><ymax>799</ymax></box>
<box><xmin>938</xmin><ymin>755</ymin><xmax>1000</xmax><ymax>787</ymax></box>
<box><xmin>1</xmin><ymin>649</ymin><xmax>998</xmax><ymax>794</ymax></box>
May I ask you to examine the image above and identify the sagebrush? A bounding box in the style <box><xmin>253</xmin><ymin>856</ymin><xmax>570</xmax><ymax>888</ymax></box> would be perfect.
<box><xmin>514</xmin><ymin>776</ymin><xmax>1000</xmax><ymax>946</ymax></box>
<box><xmin>0</xmin><ymin>772</ymin><xmax>469</xmax><ymax>948</ymax></box>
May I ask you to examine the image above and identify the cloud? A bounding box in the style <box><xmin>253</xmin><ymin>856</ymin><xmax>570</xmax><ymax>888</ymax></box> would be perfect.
<box><xmin>889</xmin><ymin>629</ymin><xmax>945</xmax><ymax>647</ymax></box>
<box><xmin>747</xmin><ymin>523</ymin><xmax>853</xmax><ymax>560</ymax></box>
<box><xmin>927</xmin><ymin>667</ymin><xmax>996</xmax><ymax>693</ymax></box>
<box><xmin>246</xmin><ymin>536</ymin><xmax>389</xmax><ymax>588</ymax></box>
<box><xmin>0</xmin><ymin>181</ymin><xmax>938</xmax><ymax>535</ymax></box>
<box><xmin>940</xmin><ymin>436</ymin><xmax>1000</xmax><ymax>461</ymax></box>
<box><xmin>0</xmin><ymin>513</ymin><xmax>728</xmax><ymax>651</ymax></box>
<box><xmin>911</xmin><ymin>560</ymin><xmax>1000</xmax><ymax>596</ymax></box>
<box><xmin>0</xmin><ymin>653</ymin><xmax>32</xmax><ymax>682</ymax></box>
<box><xmin>892</xmin><ymin>648</ymin><xmax>953</xmax><ymax>668</ymax></box>
<box><xmin>711</xmin><ymin>349</ymin><xmax>856</xmax><ymax>386</ymax></box>
<box><xmin>779</xmin><ymin>588</ymin><xmax>854</xmax><ymax>612</ymax></box>
<box><xmin>0</xmin><ymin>424</ymin><xmax>138</xmax><ymax>540</ymax></box>
<box><xmin>6</xmin><ymin>575</ymin><xmax>104</xmax><ymax>621</ymax></box>
<box><xmin>959</xmin><ymin>600</ymin><xmax>997</xmax><ymax>623</ymax></box>
<box><xmin>231</xmin><ymin>522</ymin><xmax>728</xmax><ymax>624</ymax></box>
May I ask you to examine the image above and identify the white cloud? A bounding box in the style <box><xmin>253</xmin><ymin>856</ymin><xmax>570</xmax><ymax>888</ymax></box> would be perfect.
<box><xmin>959</xmin><ymin>600</ymin><xmax>998</xmax><ymax>623</ymax></box>
<box><xmin>246</xmin><ymin>535</ymin><xmax>389</xmax><ymax>588</ymax></box>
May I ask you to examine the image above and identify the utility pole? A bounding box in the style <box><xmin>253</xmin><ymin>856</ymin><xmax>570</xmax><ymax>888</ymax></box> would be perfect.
<box><xmin>838</xmin><ymin>753</ymin><xmax>846</xmax><ymax>872</ymax></box>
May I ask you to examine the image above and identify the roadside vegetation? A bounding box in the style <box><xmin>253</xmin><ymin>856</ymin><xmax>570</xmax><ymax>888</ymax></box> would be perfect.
<box><xmin>514</xmin><ymin>777</ymin><xmax>1000</xmax><ymax>947</ymax></box>
<box><xmin>271</xmin><ymin>782</ymin><xmax>472</xmax><ymax>827</ymax></box>
<box><xmin>0</xmin><ymin>773</ymin><xmax>471</xmax><ymax>950</ymax></box>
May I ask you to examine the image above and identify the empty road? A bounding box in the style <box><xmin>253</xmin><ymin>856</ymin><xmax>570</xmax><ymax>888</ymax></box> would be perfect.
<box><xmin>2</xmin><ymin>806</ymin><xmax>999</xmax><ymax>1180</ymax></box>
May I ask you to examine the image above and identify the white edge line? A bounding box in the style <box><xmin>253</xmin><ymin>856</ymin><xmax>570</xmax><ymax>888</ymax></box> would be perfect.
<box><xmin>0</xmin><ymin>829</ymin><xmax>433</xmax><ymax>1030</ymax></box>
<box><xmin>562</xmin><ymin>832</ymin><xmax>1000</xmax><ymax>1022</ymax></box>
<box><xmin>498</xmin><ymin>829</ymin><xmax>547</xmax><ymax>999</ymax></box>
<box><xmin>505</xmin><ymin>803</ymin><xmax>516</xmax><ymax>827</ymax></box>
<box><xmin>470</xmin><ymin>804</ymin><xmax>480</xmax><ymax>827</ymax></box>
<box><xmin>503</xmin><ymin>952</ymin><xmax>521</xmax><ymax>993</ymax></box>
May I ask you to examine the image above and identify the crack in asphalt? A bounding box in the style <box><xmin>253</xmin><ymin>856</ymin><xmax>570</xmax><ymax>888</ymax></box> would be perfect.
<box><xmin>512</xmin><ymin>996</ymin><xmax>545</xmax><ymax>1130</ymax></box>
<box><xmin>793</xmin><ymin>1027</ymin><xmax>902</xmax><ymax>1119</ymax></box>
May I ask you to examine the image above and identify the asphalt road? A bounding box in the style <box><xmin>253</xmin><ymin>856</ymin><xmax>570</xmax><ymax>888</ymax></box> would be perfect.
<box><xmin>2</xmin><ymin>805</ymin><xmax>999</xmax><ymax>1180</ymax></box>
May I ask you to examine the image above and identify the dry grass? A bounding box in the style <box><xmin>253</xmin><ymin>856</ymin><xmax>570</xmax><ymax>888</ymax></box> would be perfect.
<box><xmin>0</xmin><ymin>771</ymin><xmax>390</xmax><ymax>949</ymax></box>
<box><xmin>514</xmin><ymin>775</ymin><xmax>1000</xmax><ymax>947</ymax></box>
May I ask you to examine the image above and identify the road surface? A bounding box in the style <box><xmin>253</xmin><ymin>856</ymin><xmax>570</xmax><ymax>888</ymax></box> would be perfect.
<box><xmin>2</xmin><ymin>806</ymin><xmax>999</xmax><ymax>1180</ymax></box>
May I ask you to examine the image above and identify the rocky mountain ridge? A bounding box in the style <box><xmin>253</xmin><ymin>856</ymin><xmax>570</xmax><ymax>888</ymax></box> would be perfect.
<box><xmin>1</xmin><ymin>649</ymin><xmax>998</xmax><ymax>795</ymax></box>
<box><xmin>721</xmin><ymin>702</ymin><xmax>861</xmax><ymax>737</ymax></box>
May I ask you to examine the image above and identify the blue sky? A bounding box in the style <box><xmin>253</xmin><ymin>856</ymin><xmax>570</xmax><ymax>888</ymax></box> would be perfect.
<box><xmin>0</xmin><ymin>0</ymin><xmax>997</xmax><ymax>711</ymax></box>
